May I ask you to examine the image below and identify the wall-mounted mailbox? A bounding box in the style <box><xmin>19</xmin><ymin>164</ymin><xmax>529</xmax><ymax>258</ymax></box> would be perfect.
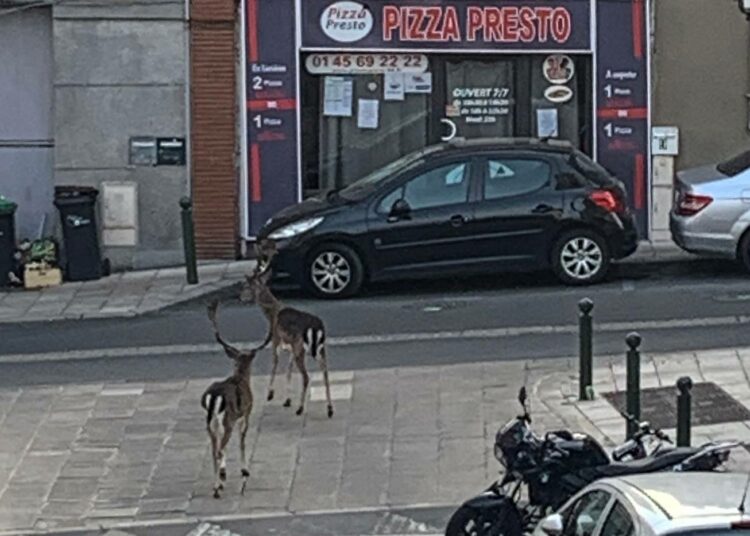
<box><xmin>157</xmin><ymin>137</ymin><xmax>186</xmax><ymax>166</ymax></box>
<box><xmin>129</xmin><ymin>137</ymin><xmax>157</xmax><ymax>166</ymax></box>
<box><xmin>652</xmin><ymin>126</ymin><xmax>679</xmax><ymax>156</ymax></box>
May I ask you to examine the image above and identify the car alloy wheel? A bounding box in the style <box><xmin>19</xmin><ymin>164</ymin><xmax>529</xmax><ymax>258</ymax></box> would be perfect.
<box><xmin>560</xmin><ymin>237</ymin><xmax>604</xmax><ymax>280</ymax></box>
<box><xmin>311</xmin><ymin>251</ymin><xmax>352</xmax><ymax>295</ymax></box>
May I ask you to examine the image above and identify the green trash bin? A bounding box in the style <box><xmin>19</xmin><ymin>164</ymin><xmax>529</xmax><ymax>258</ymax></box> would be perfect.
<box><xmin>0</xmin><ymin>195</ymin><xmax>18</xmax><ymax>287</ymax></box>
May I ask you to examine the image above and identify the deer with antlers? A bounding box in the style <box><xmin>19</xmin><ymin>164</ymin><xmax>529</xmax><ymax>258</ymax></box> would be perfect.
<box><xmin>240</xmin><ymin>240</ymin><xmax>334</xmax><ymax>419</ymax></box>
<box><xmin>201</xmin><ymin>300</ymin><xmax>259</xmax><ymax>498</ymax></box>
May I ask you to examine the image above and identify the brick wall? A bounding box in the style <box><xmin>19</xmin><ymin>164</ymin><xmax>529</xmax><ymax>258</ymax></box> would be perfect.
<box><xmin>190</xmin><ymin>0</ymin><xmax>239</xmax><ymax>259</ymax></box>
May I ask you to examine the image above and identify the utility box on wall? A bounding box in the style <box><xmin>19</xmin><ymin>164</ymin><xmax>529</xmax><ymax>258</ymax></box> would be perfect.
<box><xmin>101</xmin><ymin>182</ymin><xmax>138</xmax><ymax>247</ymax></box>
<box><xmin>652</xmin><ymin>127</ymin><xmax>679</xmax><ymax>156</ymax></box>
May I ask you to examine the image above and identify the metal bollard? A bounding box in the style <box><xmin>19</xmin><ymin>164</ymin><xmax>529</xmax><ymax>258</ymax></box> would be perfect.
<box><xmin>179</xmin><ymin>196</ymin><xmax>199</xmax><ymax>285</ymax></box>
<box><xmin>625</xmin><ymin>332</ymin><xmax>642</xmax><ymax>439</ymax></box>
<box><xmin>578</xmin><ymin>298</ymin><xmax>594</xmax><ymax>401</ymax></box>
<box><xmin>676</xmin><ymin>376</ymin><xmax>693</xmax><ymax>447</ymax></box>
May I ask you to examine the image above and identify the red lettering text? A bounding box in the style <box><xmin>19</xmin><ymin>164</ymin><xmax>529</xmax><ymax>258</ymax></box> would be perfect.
<box><xmin>551</xmin><ymin>8</ymin><xmax>572</xmax><ymax>43</ymax></box>
<box><xmin>466</xmin><ymin>6</ymin><xmax>482</xmax><ymax>41</ymax></box>
<box><xmin>383</xmin><ymin>6</ymin><xmax>399</xmax><ymax>41</ymax></box>
<box><xmin>502</xmin><ymin>7</ymin><xmax>519</xmax><ymax>42</ymax></box>
<box><xmin>443</xmin><ymin>6</ymin><xmax>461</xmax><ymax>41</ymax></box>
<box><xmin>536</xmin><ymin>7</ymin><xmax>553</xmax><ymax>41</ymax></box>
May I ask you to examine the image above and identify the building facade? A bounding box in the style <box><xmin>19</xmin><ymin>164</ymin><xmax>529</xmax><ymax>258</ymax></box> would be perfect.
<box><xmin>1</xmin><ymin>0</ymin><xmax>189</xmax><ymax>271</ymax></box>
<box><xmin>2</xmin><ymin>0</ymin><xmax>748</xmax><ymax>270</ymax></box>
<box><xmin>239</xmin><ymin>0</ymin><xmax>652</xmax><ymax>242</ymax></box>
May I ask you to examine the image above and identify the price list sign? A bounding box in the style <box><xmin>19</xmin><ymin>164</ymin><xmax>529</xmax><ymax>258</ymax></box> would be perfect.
<box><xmin>595</xmin><ymin>0</ymin><xmax>650</xmax><ymax>236</ymax></box>
<box><xmin>246</xmin><ymin>0</ymin><xmax>300</xmax><ymax>235</ymax></box>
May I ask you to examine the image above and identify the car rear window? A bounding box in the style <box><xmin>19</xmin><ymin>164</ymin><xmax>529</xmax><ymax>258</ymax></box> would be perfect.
<box><xmin>717</xmin><ymin>149</ymin><xmax>750</xmax><ymax>177</ymax></box>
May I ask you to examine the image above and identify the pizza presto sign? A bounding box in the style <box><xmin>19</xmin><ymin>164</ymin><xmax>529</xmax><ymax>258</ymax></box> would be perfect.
<box><xmin>306</xmin><ymin>0</ymin><xmax>591</xmax><ymax>50</ymax></box>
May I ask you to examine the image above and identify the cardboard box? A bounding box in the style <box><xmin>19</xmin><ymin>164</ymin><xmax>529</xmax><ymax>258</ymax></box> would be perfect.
<box><xmin>24</xmin><ymin>263</ymin><xmax>62</xmax><ymax>289</ymax></box>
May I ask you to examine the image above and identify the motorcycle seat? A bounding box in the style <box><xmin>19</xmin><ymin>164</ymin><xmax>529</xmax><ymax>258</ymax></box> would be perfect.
<box><xmin>591</xmin><ymin>447</ymin><xmax>700</xmax><ymax>478</ymax></box>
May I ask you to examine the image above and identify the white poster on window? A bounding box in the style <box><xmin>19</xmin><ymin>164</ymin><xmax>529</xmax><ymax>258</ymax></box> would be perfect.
<box><xmin>384</xmin><ymin>72</ymin><xmax>405</xmax><ymax>101</ymax></box>
<box><xmin>405</xmin><ymin>72</ymin><xmax>432</xmax><ymax>94</ymax></box>
<box><xmin>536</xmin><ymin>108</ymin><xmax>559</xmax><ymax>138</ymax></box>
<box><xmin>323</xmin><ymin>76</ymin><xmax>353</xmax><ymax>117</ymax></box>
<box><xmin>357</xmin><ymin>99</ymin><xmax>379</xmax><ymax>129</ymax></box>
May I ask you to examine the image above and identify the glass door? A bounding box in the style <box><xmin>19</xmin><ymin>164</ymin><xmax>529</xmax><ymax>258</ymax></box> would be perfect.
<box><xmin>443</xmin><ymin>59</ymin><xmax>517</xmax><ymax>140</ymax></box>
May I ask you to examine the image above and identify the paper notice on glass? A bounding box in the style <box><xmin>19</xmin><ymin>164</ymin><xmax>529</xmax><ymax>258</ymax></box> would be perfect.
<box><xmin>405</xmin><ymin>72</ymin><xmax>432</xmax><ymax>94</ymax></box>
<box><xmin>536</xmin><ymin>108</ymin><xmax>559</xmax><ymax>138</ymax></box>
<box><xmin>323</xmin><ymin>76</ymin><xmax>353</xmax><ymax>117</ymax></box>
<box><xmin>383</xmin><ymin>72</ymin><xmax>405</xmax><ymax>101</ymax></box>
<box><xmin>357</xmin><ymin>99</ymin><xmax>379</xmax><ymax>129</ymax></box>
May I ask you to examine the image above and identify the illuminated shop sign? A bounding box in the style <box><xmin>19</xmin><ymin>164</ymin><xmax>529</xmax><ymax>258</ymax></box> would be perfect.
<box><xmin>303</xmin><ymin>0</ymin><xmax>591</xmax><ymax>51</ymax></box>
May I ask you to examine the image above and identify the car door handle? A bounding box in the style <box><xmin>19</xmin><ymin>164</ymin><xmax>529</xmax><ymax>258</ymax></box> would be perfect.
<box><xmin>532</xmin><ymin>204</ymin><xmax>555</xmax><ymax>214</ymax></box>
<box><xmin>450</xmin><ymin>214</ymin><xmax>467</xmax><ymax>227</ymax></box>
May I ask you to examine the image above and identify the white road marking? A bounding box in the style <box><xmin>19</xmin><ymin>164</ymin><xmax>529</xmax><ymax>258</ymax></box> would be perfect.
<box><xmin>0</xmin><ymin>315</ymin><xmax>747</xmax><ymax>364</ymax></box>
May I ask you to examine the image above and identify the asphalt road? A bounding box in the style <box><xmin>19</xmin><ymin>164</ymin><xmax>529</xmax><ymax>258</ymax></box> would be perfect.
<box><xmin>2</xmin><ymin>259</ymin><xmax>750</xmax><ymax>388</ymax></box>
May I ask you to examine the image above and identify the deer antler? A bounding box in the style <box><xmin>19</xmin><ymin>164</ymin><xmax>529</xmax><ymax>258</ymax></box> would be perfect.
<box><xmin>253</xmin><ymin>240</ymin><xmax>278</xmax><ymax>280</ymax></box>
<box><xmin>207</xmin><ymin>300</ymin><xmax>241</xmax><ymax>359</ymax></box>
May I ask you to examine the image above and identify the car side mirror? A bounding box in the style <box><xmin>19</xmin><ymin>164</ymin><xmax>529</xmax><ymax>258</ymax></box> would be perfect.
<box><xmin>540</xmin><ymin>514</ymin><xmax>564</xmax><ymax>536</ymax></box>
<box><xmin>388</xmin><ymin>199</ymin><xmax>411</xmax><ymax>222</ymax></box>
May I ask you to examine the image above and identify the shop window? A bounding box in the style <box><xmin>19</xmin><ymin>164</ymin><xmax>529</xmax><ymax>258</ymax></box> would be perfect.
<box><xmin>484</xmin><ymin>159</ymin><xmax>551</xmax><ymax>200</ymax></box>
<box><xmin>402</xmin><ymin>162</ymin><xmax>469</xmax><ymax>210</ymax></box>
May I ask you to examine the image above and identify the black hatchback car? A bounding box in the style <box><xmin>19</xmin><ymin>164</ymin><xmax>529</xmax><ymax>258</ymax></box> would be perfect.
<box><xmin>259</xmin><ymin>138</ymin><xmax>638</xmax><ymax>298</ymax></box>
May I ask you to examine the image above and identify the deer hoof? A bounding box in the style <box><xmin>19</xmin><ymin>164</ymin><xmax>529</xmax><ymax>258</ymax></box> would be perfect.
<box><xmin>241</xmin><ymin>468</ymin><xmax>250</xmax><ymax>478</ymax></box>
<box><xmin>213</xmin><ymin>489</ymin><xmax>222</xmax><ymax>499</ymax></box>
<box><xmin>267</xmin><ymin>390</ymin><xmax>274</xmax><ymax>401</ymax></box>
<box><xmin>327</xmin><ymin>405</ymin><xmax>334</xmax><ymax>418</ymax></box>
<box><xmin>296</xmin><ymin>406</ymin><xmax>304</xmax><ymax>416</ymax></box>
<box><xmin>219</xmin><ymin>468</ymin><xmax>227</xmax><ymax>481</ymax></box>
<box><xmin>283</xmin><ymin>398</ymin><xmax>292</xmax><ymax>408</ymax></box>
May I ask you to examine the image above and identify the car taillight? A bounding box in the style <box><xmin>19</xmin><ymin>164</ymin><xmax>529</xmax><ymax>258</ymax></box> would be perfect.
<box><xmin>676</xmin><ymin>193</ymin><xmax>713</xmax><ymax>216</ymax></box>
<box><xmin>589</xmin><ymin>190</ymin><xmax>625</xmax><ymax>214</ymax></box>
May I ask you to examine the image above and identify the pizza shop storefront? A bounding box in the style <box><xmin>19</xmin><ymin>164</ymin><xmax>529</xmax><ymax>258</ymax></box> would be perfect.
<box><xmin>244</xmin><ymin>0</ymin><xmax>651</xmax><ymax>238</ymax></box>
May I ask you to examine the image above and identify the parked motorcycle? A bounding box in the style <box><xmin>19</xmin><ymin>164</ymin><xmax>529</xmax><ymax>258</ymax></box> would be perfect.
<box><xmin>445</xmin><ymin>387</ymin><xmax>740</xmax><ymax>536</ymax></box>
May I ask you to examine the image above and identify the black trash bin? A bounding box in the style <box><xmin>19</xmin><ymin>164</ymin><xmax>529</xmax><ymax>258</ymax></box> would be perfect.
<box><xmin>54</xmin><ymin>186</ymin><xmax>102</xmax><ymax>282</ymax></box>
<box><xmin>0</xmin><ymin>195</ymin><xmax>17</xmax><ymax>287</ymax></box>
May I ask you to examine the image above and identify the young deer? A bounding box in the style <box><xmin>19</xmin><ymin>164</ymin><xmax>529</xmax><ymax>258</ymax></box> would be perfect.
<box><xmin>240</xmin><ymin>241</ymin><xmax>334</xmax><ymax>418</ymax></box>
<box><xmin>201</xmin><ymin>300</ymin><xmax>258</xmax><ymax>498</ymax></box>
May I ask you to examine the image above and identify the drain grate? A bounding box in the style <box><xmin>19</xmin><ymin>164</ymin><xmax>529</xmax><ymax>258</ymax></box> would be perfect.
<box><xmin>602</xmin><ymin>382</ymin><xmax>750</xmax><ymax>429</ymax></box>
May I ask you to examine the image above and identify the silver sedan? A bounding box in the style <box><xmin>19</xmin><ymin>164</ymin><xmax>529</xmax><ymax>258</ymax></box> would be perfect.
<box><xmin>533</xmin><ymin>472</ymin><xmax>750</xmax><ymax>536</ymax></box>
<box><xmin>670</xmin><ymin>149</ymin><xmax>750</xmax><ymax>271</ymax></box>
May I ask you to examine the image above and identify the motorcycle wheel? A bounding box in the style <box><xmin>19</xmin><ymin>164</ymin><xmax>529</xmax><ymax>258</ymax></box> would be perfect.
<box><xmin>445</xmin><ymin>504</ymin><xmax>523</xmax><ymax>536</ymax></box>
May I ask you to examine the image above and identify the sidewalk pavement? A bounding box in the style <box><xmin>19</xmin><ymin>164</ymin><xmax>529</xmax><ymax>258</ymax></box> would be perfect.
<box><xmin>0</xmin><ymin>261</ymin><xmax>255</xmax><ymax>324</ymax></box>
<box><xmin>0</xmin><ymin>240</ymin><xmax>695</xmax><ymax>325</ymax></box>
<box><xmin>2</xmin><ymin>347</ymin><xmax>750</xmax><ymax>535</ymax></box>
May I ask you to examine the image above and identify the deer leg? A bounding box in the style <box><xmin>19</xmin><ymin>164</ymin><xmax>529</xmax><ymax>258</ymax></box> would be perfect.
<box><xmin>214</xmin><ymin>422</ymin><xmax>233</xmax><ymax>497</ymax></box>
<box><xmin>209</xmin><ymin>430</ymin><xmax>222</xmax><ymax>498</ymax></box>
<box><xmin>267</xmin><ymin>343</ymin><xmax>280</xmax><ymax>401</ymax></box>
<box><xmin>239</xmin><ymin>414</ymin><xmax>251</xmax><ymax>494</ymax></box>
<box><xmin>319</xmin><ymin>345</ymin><xmax>334</xmax><ymax>418</ymax></box>
<box><xmin>295</xmin><ymin>348</ymin><xmax>309</xmax><ymax>416</ymax></box>
<box><xmin>283</xmin><ymin>351</ymin><xmax>294</xmax><ymax>408</ymax></box>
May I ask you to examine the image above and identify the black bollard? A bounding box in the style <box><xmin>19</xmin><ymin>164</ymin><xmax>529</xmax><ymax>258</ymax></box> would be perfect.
<box><xmin>625</xmin><ymin>332</ymin><xmax>642</xmax><ymax>439</ymax></box>
<box><xmin>578</xmin><ymin>298</ymin><xmax>594</xmax><ymax>401</ymax></box>
<box><xmin>677</xmin><ymin>376</ymin><xmax>693</xmax><ymax>447</ymax></box>
<box><xmin>180</xmin><ymin>197</ymin><xmax>199</xmax><ymax>285</ymax></box>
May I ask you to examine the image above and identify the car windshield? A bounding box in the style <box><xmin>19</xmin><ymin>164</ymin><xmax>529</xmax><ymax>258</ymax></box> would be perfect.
<box><xmin>717</xmin><ymin>149</ymin><xmax>750</xmax><ymax>176</ymax></box>
<box><xmin>337</xmin><ymin>151</ymin><xmax>427</xmax><ymax>201</ymax></box>
<box><xmin>569</xmin><ymin>151</ymin><xmax>612</xmax><ymax>185</ymax></box>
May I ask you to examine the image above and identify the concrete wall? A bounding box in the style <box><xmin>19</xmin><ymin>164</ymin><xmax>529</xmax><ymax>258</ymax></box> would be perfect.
<box><xmin>652</xmin><ymin>0</ymin><xmax>750</xmax><ymax>169</ymax></box>
<box><xmin>53</xmin><ymin>0</ymin><xmax>189</xmax><ymax>270</ymax></box>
